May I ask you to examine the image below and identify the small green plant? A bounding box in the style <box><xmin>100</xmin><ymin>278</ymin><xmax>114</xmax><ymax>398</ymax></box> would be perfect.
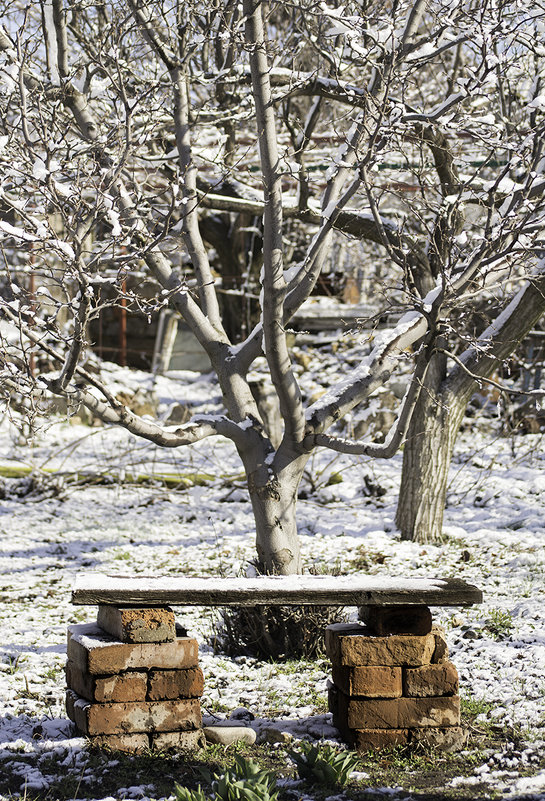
<box><xmin>113</xmin><ymin>550</ymin><xmax>132</xmax><ymax>561</ymax></box>
<box><xmin>483</xmin><ymin>608</ymin><xmax>514</xmax><ymax>640</ymax></box>
<box><xmin>3</xmin><ymin>654</ymin><xmax>24</xmax><ymax>674</ymax></box>
<box><xmin>43</xmin><ymin>664</ymin><xmax>62</xmax><ymax>681</ymax></box>
<box><xmin>175</xmin><ymin>787</ymin><xmax>209</xmax><ymax>801</ymax></box>
<box><xmin>289</xmin><ymin>741</ymin><xmax>360</xmax><ymax>787</ymax></box>
<box><xmin>460</xmin><ymin>693</ymin><xmax>496</xmax><ymax>728</ymax></box>
<box><xmin>174</xmin><ymin>755</ymin><xmax>278</xmax><ymax>801</ymax></box>
<box><xmin>213</xmin><ymin>755</ymin><xmax>279</xmax><ymax>801</ymax></box>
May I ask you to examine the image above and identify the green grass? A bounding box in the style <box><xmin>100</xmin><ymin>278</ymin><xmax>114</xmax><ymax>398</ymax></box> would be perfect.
<box><xmin>483</xmin><ymin>608</ymin><xmax>515</xmax><ymax>640</ymax></box>
<box><xmin>460</xmin><ymin>694</ymin><xmax>496</xmax><ymax>718</ymax></box>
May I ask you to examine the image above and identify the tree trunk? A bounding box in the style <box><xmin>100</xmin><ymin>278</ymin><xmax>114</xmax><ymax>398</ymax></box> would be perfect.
<box><xmin>248</xmin><ymin>477</ymin><xmax>303</xmax><ymax>575</ymax></box>
<box><xmin>397</xmin><ymin>273</ymin><xmax>545</xmax><ymax>544</ymax></box>
<box><xmin>396</xmin><ymin>347</ymin><xmax>463</xmax><ymax>544</ymax></box>
<box><xmin>396</xmin><ymin>385</ymin><xmax>466</xmax><ymax>543</ymax></box>
<box><xmin>245</xmin><ymin>452</ymin><xmax>306</xmax><ymax>575</ymax></box>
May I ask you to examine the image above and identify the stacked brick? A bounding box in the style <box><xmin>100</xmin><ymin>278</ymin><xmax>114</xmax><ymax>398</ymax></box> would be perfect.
<box><xmin>326</xmin><ymin>605</ymin><xmax>466</xmax><ymax>752</ymax></box>
<box><xmin>65</xmin><ymin>606</ymin><xmax>205</xmax><ymax>753</ymax></box>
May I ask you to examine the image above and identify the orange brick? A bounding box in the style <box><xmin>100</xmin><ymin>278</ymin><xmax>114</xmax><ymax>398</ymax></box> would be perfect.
<box><xmin>329</xmin><ymin>687</ymin><xmax>407</xmax><ymax>750</ymax></box>
<box><xmin>329</xmin><ymin>687</ymin><xmax>460</xmax><ymax>729</ymax></box>
<box><xmin>67</xmin><ymin>623</ymin><xmax>198</xmax><ymax>675</ymax></box>
<box><xmin>410</xmin><ymin>726</ymin><xmax>467</xmax><ymax>751</ymax></box>
<box><xmin>358</xmin><ymin>605</ymin><xmax>432</xmax><ymax>636</ymax></box>
<box><xmin>431</xmin><ymin>625</ymin><xmax>449</xmax><ymax>664</ymax></box>
<box><xmin>88</xmin><ymin>731</ymin><xmax>206</xmax><ymax>752</ymax></box>
<box><xmin>350</xmin><ymin>728</ymin><xmax>410</xmax><ymax>751</ymax></box>
<box><xmin>90</xmin><ymin>733</ymin><xmax>150</xmax><ymax>753</ymax></box>
<box><xmin>403</xmin><ymin>662</ymin><xmax>459</xmax><ymax>697</ymax></box>
<box><xmin>148</xmin><ymin>668</ymin><xmax>204</xmax><ymax>700</ymax></box>
<box><xmin>72</xmin><ymin>696</ymin><xmax>202</xmax><ymax>735</ymax></box>
<box><xmin>66</xmin><ymin>660</ymin><xmax>148</xmax><ymax>702</ymax></box>
<box><xmin>326</xmin><ymin>623</ymin><xmax>435</xmax><ymax>667</ymax></box>
<box><xmin>152</xmin><ymin>730</ymin><xmax>206</xmax><ymax>750</ymax></box>
<box><xmin>97</xmin><ymin>605</ymin><xmax>176</xmax><ymax>643</ymax></box>
<box><xmin>329</xmin><ymin>687</ymin><xmax>461</xmax><ymax>752</ymax></box>
<box><xmin>332</xmin><ymin>664</ymin><xmax>402</xmax><ymax>698</ymax></box>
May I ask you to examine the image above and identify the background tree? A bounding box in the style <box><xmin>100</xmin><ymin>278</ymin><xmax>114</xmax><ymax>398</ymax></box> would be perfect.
<box><xmin>0</xmin><ymin>0</ymin><xmax>544</xmax><ymax>571</ymax></box>
<box><xmin>393</xmin><ymin>5</ymin><xmax>545</xmax><ymax>541</ymax></box>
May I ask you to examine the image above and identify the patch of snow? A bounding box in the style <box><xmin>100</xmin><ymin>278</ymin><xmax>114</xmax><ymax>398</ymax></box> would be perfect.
<box><xmin>1</xmin><ymin>361</ymin><xmax>545</xmax><ymax>799</ymax></box>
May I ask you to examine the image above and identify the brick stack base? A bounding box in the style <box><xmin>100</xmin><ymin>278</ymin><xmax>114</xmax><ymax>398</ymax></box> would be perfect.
<box><xmin>65</xmin><ymin>606</ymin><xmax>205</xmax><ymax>753</ymax></box>
<box><xmin>326</xmin><ymin>606</ymin><xmax>467</xmax><ymax>752</ymax></box>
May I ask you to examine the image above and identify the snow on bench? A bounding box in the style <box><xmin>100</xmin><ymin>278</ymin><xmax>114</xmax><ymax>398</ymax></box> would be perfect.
<box><xmin>71</xmin><ymin>574</ymin><xmax>482</xmax><ymax>608</ymax></box>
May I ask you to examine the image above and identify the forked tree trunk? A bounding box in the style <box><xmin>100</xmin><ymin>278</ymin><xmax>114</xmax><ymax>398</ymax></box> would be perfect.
<box><xmin>245</xmin><ymin>453</ymin><xmax>307</xmax><ymax>575</ymax></box>
<box><xmin>396</xmin><ymin>386</ymin><xmax>466</xmax><ymax>543</ymax></box>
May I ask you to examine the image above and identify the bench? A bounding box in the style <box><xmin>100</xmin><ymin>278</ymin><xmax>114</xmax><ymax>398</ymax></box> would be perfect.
<box><xmin>67</xmin><ymin>574</ymin><xmax>482</xmax><ymax>754</ymax></box>
<box><xmin>71</xmin><ymin>573</ymin><xmax>482</xmax><ymax>608</ymax></box>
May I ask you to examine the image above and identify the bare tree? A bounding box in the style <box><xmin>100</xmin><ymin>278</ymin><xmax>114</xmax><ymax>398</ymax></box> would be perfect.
<box><xmin>393</xmin><ymin>4</ymin><xmax>545</xmax><ymax>541</ymax></box>
<box><xmin>0</xmin><ymin>0</ymin><xmax>544</xmax><ymax>568</ymax></box>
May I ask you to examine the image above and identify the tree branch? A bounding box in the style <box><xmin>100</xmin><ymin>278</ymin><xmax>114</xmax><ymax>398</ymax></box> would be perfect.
<box><xmin>171</xmin><ymin>68</ymin><xmax>226</xmax><ymax>335</ymax></box>
<box><xmin>0</xmin><ymin>301</ymin><xmax>248</xmax><ymax>448</ymax></box>
<box><xmin>51</xmin><ymin>0</ymin><xmax>69</xmax><ymax>79</ymax></box>
<box><xmin>447</xmin><ymin>267</ymin><xmax>545</xmax><ymax>401</ymax></box>
<box><xmin>48</xmin><ymin>384</ymin><xmax>249</xmax><ymax>448</ymax></box>
<box><xmin>244</xmin><ymin>0</ymin><xmax>305</xmax><ymax>443</ymax></box>
<box><xmin>310</xmin><ymin>345</ymin><xmax>431</xmax><ymax>457</ymax></box>
<box><xmin>305</xmin><ymin>310</ymin><xmax>430</xmax><ymax>437</ymax></box>
<box><xmin>439</xmin><ymin>347</ymin><xmax>545</xmax><ymax>398</ymax></box>
<box><xmin>48</xmin><ymin>271</ymin><xmax>92</xmax><ymax>393</ymax></box>
<box><xmin>126</xmin><ymin>0</ymin><xmax>227</xmax><ymax>338</ymax></box>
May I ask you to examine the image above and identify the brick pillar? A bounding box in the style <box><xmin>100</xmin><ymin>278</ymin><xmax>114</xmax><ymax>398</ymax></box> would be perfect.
<box><xmin>326</xmin><ymin>606</ymin><xmax>467</xmax><ymax>752</ymax></box>
<box><xmin>65</xmin><ymin>606</ymin><xmax>205</xmax><ymax>752</ymax></box>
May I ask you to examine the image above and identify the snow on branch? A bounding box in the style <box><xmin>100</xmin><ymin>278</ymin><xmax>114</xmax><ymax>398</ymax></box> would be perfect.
<box><xmin>305</xmin><ymin>308</ymin><xmax>431</xmax><ymax>438</ymax></box>
<box><xmin>310</xmin><ymin>349</ymin><xmax>431</xmax><ymax>457</ymax></box>
<box><xmin>448</xmin><ymin>265</ymin><xmax>545</xmax><ymax>398</ymax></box>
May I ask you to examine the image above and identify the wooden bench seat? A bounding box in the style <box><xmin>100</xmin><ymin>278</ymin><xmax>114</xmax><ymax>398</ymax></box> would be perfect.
<box><xmin>72</xmin><ymin>574</ymin><xmax>482</xmax><ymax>608</ymax></box>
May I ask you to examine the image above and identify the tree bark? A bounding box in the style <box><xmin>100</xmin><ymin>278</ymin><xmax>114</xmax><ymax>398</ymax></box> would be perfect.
<box><xmin>397</xmin><ymin>271</ymin><xmax>545</xmax><ymax>543</ymax></box>
<box><xmin>245</xmin><ymin>453</ymin><xmax>307</xmax><ymax>575</ymax></box>
<box><xmin>396</xmin><ymin>347</ymin><xmax>453</xmax><ymax>543</ymax></box>
<box><xmin>395</xmin><ymin>383</ymin><xmax>466</xmax><ymax>543</ymax></box>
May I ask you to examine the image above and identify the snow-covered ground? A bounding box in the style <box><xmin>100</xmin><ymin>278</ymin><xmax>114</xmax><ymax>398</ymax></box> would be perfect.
<box><xmin>1</xmin><ymin>365</ymin><xmax>545</xmax><ymax>799</ymax></box>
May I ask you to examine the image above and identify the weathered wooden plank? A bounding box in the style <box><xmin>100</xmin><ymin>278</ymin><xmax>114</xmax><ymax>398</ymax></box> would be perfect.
<box><xmin>71</xmin><ymin>574</ymin><xmax>482</xmax><ymax>607</ymax></box>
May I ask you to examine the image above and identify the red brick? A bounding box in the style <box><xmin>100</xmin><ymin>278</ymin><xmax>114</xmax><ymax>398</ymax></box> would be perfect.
<box><xmin>65</xmin><ymin>689</ymin><xmax>77</xmax><ymax>723</ymax></box>
<box><xmin>67</xmin><ymin>623</ymin><xmax>198</xmax><ymax>675</ymax></box>
<box><xmin>72</xmin><ymin>696</ymin><xmax>202</xmax><ymax>735</ymax></box>
<box><xmin>152</xmin><ymin>730</ymin><xmax>206</xmax><ymax>750</ymax></box>
<box><xmin>332</xmin><ymin>664</ymin><xmax>402</xmax><ymax>698</ymax></box>
<box><xmin>90</xmin><ymin>733</ymin><xmax>150</xmax><ymax>753</ymax></box>
<box><xmin>350</xmin><ymin>728</ymin><xmax>410</xmax><ymax>751</ymax></box>
<box><xmin>329</xmin><ymin>687</ymin><xmax>460</xmax><ymax>729</ymax></box>
<box><xmin>97</xmin><ymin>605</ymin><xmax>176</xmax><ymax>643</ymax></box>
<box><xmin>148</xmin><ymin>668</ymin><xmax>204</xmax><ymax>700</ymax></box>
<box><xmin>403</xmin><ymin>662</ymin><xmax>459</xmax><ymax>697</ymax></box>
<box><xmin>431</xmin><ymin>625</ymin><xmax>449</xmax><ymax>664</ymax></box>
<box><xmin>358</xmin><ymin>606</ymin><xmax>432</xmax><ymax>636</ymax></box>
<box><xmin>92</xmin><ymin>730</ymin><xmax>206</xmax><ymax>753</ymax></box>
<box><xmin>326</xmin><ymin>623</ymin><xmax>435</xmax><ymax>667</ymax></box>
<box><xmin>410</xmin><ymin>726</ymin><xmax>468</xmax><ymax>752</ymax></box>
<box><xmin>329</xmin><ymin>688</ymin><xmax>408</xmax><ymax>750</ymax></box>
<box><xmin>66</xmin><ymin>660</ymin><xmax>148</xmax><ymax>702</ymax></box>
